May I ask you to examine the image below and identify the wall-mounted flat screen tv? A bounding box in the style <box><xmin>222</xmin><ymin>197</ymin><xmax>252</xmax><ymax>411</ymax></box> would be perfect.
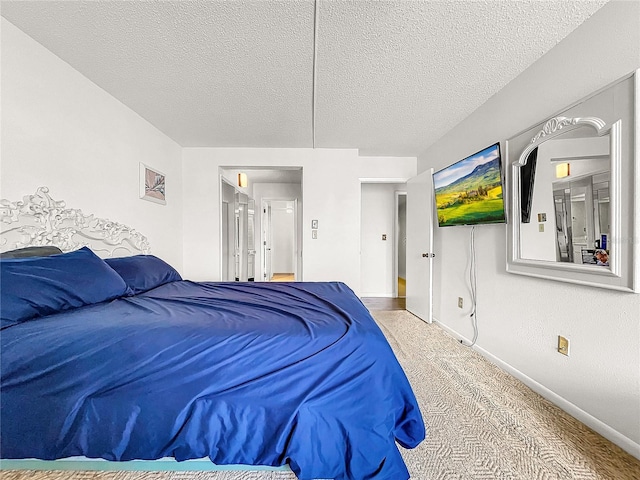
<box><xmin>433</xmin><ymin>142</ymin><xmax>506</xmax><ymax>227</ymax></box>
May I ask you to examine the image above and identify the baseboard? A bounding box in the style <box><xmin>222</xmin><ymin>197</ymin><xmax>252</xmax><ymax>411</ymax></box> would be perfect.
<box><xmin>433</xmin><ymin>318</ymin><xmax>640</xmax><ymax>461</ymax></box>
<box><xmin>359</xmin><ymin>293</ymin><xmax>395</xmax><ymax>298</ymax></box>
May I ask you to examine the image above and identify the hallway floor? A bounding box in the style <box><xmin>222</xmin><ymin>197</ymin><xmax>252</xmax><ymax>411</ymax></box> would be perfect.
<box><xmin>271</xmin><ymin>273</ymin><xmax>294</xmax><ymax>281</ymax></box>
<box><xmin>360</xmin><ymin>297</ymin><xmax>406</xmax><ymax>311</ymax></box>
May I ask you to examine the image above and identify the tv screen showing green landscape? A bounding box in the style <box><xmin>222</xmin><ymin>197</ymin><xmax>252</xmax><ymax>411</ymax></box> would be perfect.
<box><xmin>433</xmin><ymin>143</ymin><xmax>506</xmax><ymax>227</ymax></box>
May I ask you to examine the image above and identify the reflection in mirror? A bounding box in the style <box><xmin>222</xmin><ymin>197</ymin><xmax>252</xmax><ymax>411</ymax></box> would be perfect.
<box><xmin>518</xmin><ymin>130</ymin><xmax>611</xmax><ymax>269</ymax></box>
<box><xmin>553</xmin><ymin>186</ymin><xmax>572</xmax><ymax>262</ymax></box>
<box><xmin>552</xmin><ymin>169</ymin><xmax>610</xmax><ymax>267</ymax></box>
<box><xmin>506</xmin><ymin>69</ymin><xmax>638</xmax><ymax>292</ymax></box>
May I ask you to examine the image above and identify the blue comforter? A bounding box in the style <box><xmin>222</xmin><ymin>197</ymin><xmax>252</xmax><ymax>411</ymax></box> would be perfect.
<box><xmin>1</xmin><ymin>281</ymin><xmax>424</xmax><ymax>479</ymax></box>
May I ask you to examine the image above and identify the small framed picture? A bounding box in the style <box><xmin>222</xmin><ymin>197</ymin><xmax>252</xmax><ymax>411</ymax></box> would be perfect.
<box><xmin>139</xmin><ymin>163</ymin><xmax>166</xmax><ymax>205</ymax></box>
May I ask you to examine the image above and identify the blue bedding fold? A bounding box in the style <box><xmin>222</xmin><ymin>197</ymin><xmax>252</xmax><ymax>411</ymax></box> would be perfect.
<box><xmin>1</xmin><ymin>281</ymin><xmax>425</xmax><ymax>480</ymax></box>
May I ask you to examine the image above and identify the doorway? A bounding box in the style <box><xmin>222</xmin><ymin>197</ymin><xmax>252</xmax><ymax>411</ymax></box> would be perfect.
<box><xmin>360</xmin><ymin>183</ymin><xmax>406</xmax><ymax>299</ymax></box>
<box><xmin>395</xmin><ymin>192</ymin><xmax>407</xmax><ymax>298</ymax></box>
<box><xmin>262</xmin><ymin>199</ymin><xmax>298</xmax><ymax>281</ymax></box>
<box><xmin>220</xmin><ymin>181</ymin><xmax>254</xmax><ymax>282</ymax></box>
<box><xmin>359</xmin><ymin>174</ymin><xmax>434</xmax><ymax>321</ymax></box>
<box><xmin>219</xmin><ymin>167</ymin><xmax>303</xmax><ymax>282</ymax></box>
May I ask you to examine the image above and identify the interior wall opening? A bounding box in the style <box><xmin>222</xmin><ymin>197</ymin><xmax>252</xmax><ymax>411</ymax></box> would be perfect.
<box><xmin>219</xmin><ymin>167</ymin><xmax>302</xmax><ymax>282</ymax></box>
<box><xmin>262</xmin><ymin>199</ymin><xmax>298</xmax><ymax>282</ymax></box>
<box><xmin>360</xmin><ymin>182</ymin><xmax>407</xmax><ymax>300</ymax></box>
<box><xmin>397</xmin><ymin>192</ymin><xmax>407</xmax><ymax>298</ymax></box>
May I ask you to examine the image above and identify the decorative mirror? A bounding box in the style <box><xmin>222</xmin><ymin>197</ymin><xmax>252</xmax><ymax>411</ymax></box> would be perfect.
<box><xmin>506</xmin><ymin>69</ymin><xmax>638</xmax><ymax>292</ymax></box>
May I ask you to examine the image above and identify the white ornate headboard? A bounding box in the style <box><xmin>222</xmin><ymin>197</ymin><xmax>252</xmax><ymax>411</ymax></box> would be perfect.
<box><xmin>0</xmin><ymin>187</ymin><xmax>150</xmax><ymax>257</ymax></box>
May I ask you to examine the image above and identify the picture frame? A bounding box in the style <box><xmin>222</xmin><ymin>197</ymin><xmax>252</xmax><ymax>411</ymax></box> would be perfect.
<box><xmin>139</xmin><ymin>163</ymin><xmax>166</xmax><ymax>205</ymax></box>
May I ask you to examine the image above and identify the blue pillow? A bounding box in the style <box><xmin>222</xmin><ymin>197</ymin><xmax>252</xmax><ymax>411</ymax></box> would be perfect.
<box><xmin>105</xmin><ymin>255</ymin><xmax>182</xmax><ymax>295</ymax></box>
<box><xmin>1</xmin><ymin>247</ymin><xmax>129</xmax><ymax>328</ymax></box>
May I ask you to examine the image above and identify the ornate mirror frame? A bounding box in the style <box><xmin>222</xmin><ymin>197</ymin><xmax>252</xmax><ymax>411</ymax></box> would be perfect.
<box><xmin>506</xmin><ymin>70</ymin><xmax>638</xmax><ymax>292</ymax></box>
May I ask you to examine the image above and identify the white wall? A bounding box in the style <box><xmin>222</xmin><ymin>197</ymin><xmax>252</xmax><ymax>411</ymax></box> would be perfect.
<box><xmin>360</xmin><ymin>183</ymin><xmax>405</xmax><ymax>297</ymax></box>
<box><xmin>182</xmin><ymin>149</ymin><xmax>416</xmax><ymax>294</ymax></box>
<box><xmin>0</xmin><ymin>18</ymin><xmax>183</xmax><ymax>271</ymax></box>
<box><xmin>417</xmin><ymin>0</ymin><xmax>640</xmax><ymax>457</ymax></box>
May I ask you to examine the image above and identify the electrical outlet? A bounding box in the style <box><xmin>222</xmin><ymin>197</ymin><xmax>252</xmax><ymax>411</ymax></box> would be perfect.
<box><xmin>458</xmin><ymin>297</ymin><xmax>463</xmax><ymax>308</ymax></box>
<box><xmin>557</xmin><ymin>335</ymin><xmax>570</xmax><ymax>356</ymax></box>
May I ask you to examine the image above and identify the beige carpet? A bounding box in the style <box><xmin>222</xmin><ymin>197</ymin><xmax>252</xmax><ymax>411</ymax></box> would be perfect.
<box><xmin>2</xmin><ymin>310</ymin><xmax>639</xmax><ymax>480</ymax></box>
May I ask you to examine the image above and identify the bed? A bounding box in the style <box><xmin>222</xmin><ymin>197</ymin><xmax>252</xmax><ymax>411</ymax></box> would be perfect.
<box><xmin>0</xmin><ymin>188</ymin><xmax>425</xmax><ymax>480</ymax></box>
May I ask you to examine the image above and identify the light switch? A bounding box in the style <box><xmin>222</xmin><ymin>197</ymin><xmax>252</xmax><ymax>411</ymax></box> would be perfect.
<box><xmin>382</xmin><ymin>234</ymin><xmax>387</xmax><ymax>241</ymax></box>
<box><xmin>312</xmin><ymin>230</ymin><xmax>317</xmax><ymax>239</ymax></box>
<box><xmin>539</xmin><ymin>224</ymin><xmax>544</xmax><ymax>232</ymax></box>
<box><xmin>311</xmin><ymin>220</ymin><xmax>318</xmax><ymax>229</ymax></box>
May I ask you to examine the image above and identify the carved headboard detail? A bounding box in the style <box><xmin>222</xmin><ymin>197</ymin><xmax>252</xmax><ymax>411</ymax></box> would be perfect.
<box><xmin>0</xmin><ymin>187</ymin><xmax>150</xmax><ymax>257</ymax></box>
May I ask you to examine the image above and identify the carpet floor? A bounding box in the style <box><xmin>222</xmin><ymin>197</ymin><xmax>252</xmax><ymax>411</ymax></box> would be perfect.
<box><xmin>2</xmin><ymin>310</ymin><xmax>639</xmax><ymax>480</ymax></box>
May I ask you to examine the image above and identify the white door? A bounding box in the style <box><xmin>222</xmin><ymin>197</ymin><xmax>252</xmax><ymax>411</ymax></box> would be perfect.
<box><xmin>406</xmin><ymin>168</ymin><xmax>434</xmax><ymax>323</ymax></box>
<box><xmin>220</xmin><ymin>180</ymin><xmax>236</xmax><ymax>281</ymax></box>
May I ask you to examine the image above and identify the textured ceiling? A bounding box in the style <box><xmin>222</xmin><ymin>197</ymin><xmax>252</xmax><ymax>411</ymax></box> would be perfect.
<box><xmin>1</xmin><ymin>0</ymin><xmax>608</xmax><ymax>157</ymax></box>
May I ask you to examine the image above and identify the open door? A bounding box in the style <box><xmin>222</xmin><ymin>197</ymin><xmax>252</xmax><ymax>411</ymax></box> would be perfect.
<box><xmin>221</xmin><ymin>180</ymin><xmax>237</xmax><ymax>281</ymax></box>
<box><xmin>406</xmin><ymin>168</ymin><xmax>434</xmax><ymax>323</ymax></box>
